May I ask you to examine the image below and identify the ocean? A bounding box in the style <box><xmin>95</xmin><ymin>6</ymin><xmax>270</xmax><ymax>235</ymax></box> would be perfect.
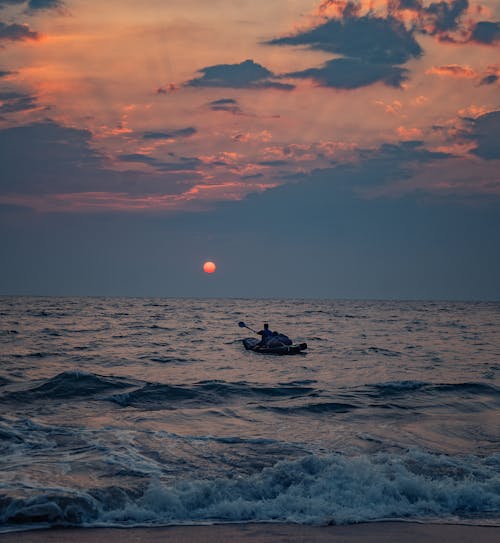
<box><xmin>0</xmin><ymin>296</ymin><xmax>499</xmax><ymax>532</ymax></box>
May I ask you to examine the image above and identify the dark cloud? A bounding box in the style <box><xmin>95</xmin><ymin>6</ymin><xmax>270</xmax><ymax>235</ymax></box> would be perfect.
<box><xmin>0</xmin><ymin>1</ymin><xmax>25</xmax><ymax>7</ymax></box>
<box><xmin>0</xmin><ymin>120</ymin><xmax>101</xmax><ymax>193</ymax></box>
<box><xmin>142</xmin><ymin>127</ymin><xmax>197</xmax><ymax>140</ymax></box>
<box><xmin>258</xmin><ymin>160</ymin><xmax>289</xmax><ymax>167</ymax></box>
<box><xmin>387</xmin><ymin>0</ymin><xmax>469</xmax><ymax>40</ymax></box>
<box><xmin>471</xmin><ymin>21</ymin><xmax>500</xmax><ymax>45</ymax></box>
<box><xmin>264</xmin><ymin>0</ymin><xmax>497</xmax><ymax>92</ymax></box>
<box><xmin>118</xmin><ymin>153</ymin><xmax>201</xmax><ymax>172</ymax></box>
<box><xmin>267</xmin><ymin>15</ymin><xmax>422</xmax><ymax>64</ymax></box>
<box><xmin>0</xmin><ymin>21</ymin><xmax>38</xmax><ymax>42</ymax></box>
<box><xmin>186</xmin><ymin>59</ymin><xmax>294</xmax><ymax>90</ymax></box>
<box><xmin>422</xmin><ymin>0</ymin><xmax>469</xmax><ymax>34</ymax></box>
<box><xmin>0</xmin><ymin>120</ymin><xmax>199</xmax><ymax>195</ymax></box>
<box><xmin>392</xmin><ymin>1</ymin><xmax>498</xmax><ymax>45</ymax></box>
<box><xmin>479</xmin><ymin>74</ymin><xmax>498</xmax><ymax>86</ymax></box>
<box><xmin>26</xmin><ymin>0</ymin><xmax>62</xmax><ymax>9</ymax></box>
<box><xmin>286</xmin><ymin>57</ymin><xmax>408</xmax><ymax>89</ymax></box>
<box><xmin>359</xmin><ymin>140</ymin><xmax>452</xmax><ymax>164</ymax></box>
<box><xmin>0</xmin><ymin>90</ymin><xmax>37</xmax><ymax>113</ymax></box>
<box><xmin>208</xmin><ymin>98</ymin><xmax>244</xmax><ymax>115</ymax></box>
<box><xmin>466</xmin><ymin>111</ymin><xmax>500</xmax><ymax>160</ymax></box>
<box><xmin>0</xmin><ymin>0</ymin><xmax>61</xmax><ymax>9</ymax></box>
<box><xmin>0</xmin><ymin>69</ymin><xmax>15</xmax><ymax>77</ymax></box>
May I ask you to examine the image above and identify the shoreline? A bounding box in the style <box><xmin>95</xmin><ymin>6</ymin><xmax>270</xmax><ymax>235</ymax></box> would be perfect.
<box><xmin>1</xmin><ymin>522</ymin><xmax>499</xmax><ymax>543</ymax></box>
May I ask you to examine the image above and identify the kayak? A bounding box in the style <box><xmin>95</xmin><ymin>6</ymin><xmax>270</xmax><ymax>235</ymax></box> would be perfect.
<box><xmin>242</xmin><ymin>337</ymin><xmax>307</xmax><ymax>355</ymax></box>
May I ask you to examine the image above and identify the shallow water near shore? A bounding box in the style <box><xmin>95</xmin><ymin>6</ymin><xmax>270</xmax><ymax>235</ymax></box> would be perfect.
<box><xmin>0</xmin><ymin>297</ymin><xmax>499</xmax><ymax>532</ymax></box>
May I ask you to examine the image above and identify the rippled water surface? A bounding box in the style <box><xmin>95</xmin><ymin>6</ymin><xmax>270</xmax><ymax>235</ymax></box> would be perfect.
<box><xmin>0</xmin><ymin>297</ymin><xmax>499</xmax><ymax>531</ymax></box>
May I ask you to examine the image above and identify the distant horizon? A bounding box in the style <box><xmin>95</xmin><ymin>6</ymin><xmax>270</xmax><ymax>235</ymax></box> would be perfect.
<box><xmin>2</xmin><ymin>293</ymin><xmax>499</xmax><ymax>303</ymax></box>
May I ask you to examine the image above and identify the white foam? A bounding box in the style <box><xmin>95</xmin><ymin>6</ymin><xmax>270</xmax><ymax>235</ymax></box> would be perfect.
<box><xmin>96</xmin><ymin>450</ymin><xmax>500</xmax><ymax>526</ymax></box>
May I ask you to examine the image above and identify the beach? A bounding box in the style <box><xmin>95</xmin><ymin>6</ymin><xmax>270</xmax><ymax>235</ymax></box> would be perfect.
<box><xmin>2</xmin><ymin>523</ymin><xmax>500</xmax><ymax>543</ymax></box>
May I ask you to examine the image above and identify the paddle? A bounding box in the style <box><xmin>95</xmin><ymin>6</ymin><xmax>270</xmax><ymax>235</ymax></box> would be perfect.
<box><xmin>238</xmin><ymin>321</ymin><xmax>258</xmax><ymax>334</ymax></box>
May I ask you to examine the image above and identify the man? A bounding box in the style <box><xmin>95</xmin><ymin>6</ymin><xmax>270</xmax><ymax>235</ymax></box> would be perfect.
<box><xmin>257</xmin><ymin>323</ymin><xmax>273</xmax><ymax>346</ymax></box>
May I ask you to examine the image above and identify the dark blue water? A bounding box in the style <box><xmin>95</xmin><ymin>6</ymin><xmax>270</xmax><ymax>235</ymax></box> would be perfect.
<box><xmin>0</xmin><ymin>297</ymin><xmax>499</xmax><ymax>531</ymax></box>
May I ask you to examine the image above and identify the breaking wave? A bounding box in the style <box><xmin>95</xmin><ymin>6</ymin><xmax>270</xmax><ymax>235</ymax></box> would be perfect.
<box><xmin>1</xmin><ymin>450</ymin><xmax>499</xmax><ymax>531</ymax></box>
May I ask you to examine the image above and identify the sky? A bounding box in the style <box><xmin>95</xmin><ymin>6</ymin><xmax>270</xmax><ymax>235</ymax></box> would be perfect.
<box><xmin>0</xmin><ymin>0</ymin><xmax>499</xmax><ymax>300</ymax></box>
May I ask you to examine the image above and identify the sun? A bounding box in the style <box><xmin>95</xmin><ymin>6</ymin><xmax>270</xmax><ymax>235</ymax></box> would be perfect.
<box><xmin>203</xmin><ymin>261</ymin><xmax>216</xmax><ymax>274</ymax></box>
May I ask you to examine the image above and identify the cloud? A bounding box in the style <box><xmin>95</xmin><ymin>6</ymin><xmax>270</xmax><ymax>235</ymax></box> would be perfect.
<box><xmin>0</xmin><ymin>120</ymin><xmax>101</xmax><ymax>193</ymax></box>
<box><xmin>26</xmin><ymin>0</ymin><xmax>62</xmax><ymax>10</ymax></box>
<box><xmin>465</xmin><ymin>110</ymin><xmax>500</xmax><ymax>160</ymax></box>
<box><xmin>479</xmin><ymin>74</ymin><xmax>498</xmax><ymax>86</ymax></box>
<box><xmin>267</xmin><ymin>0</ymin><xmax>498</xmax><ymax>95</ymax></box>
<box><xmin>390</xmin><ymin>1</ymin><xmax>498</xmax><ymax>45</ymax></box>
<box><xmin>266</xmin><ymin>4</ymin><xmax>423</xmax><ymax>91</ymax></box>
<box><xmin>0</xmin><ymin>120</ymin><xmax>200</xmax><ymax>198</ymax></box>
<box><xmin>419</xmin><ymin>0</ymin><xmax>469</xmax><ymax>36</ymax></box>
<box><xmin>0</xmin><ymin>90</ymin><xmax>37</xmax><ymax>113</ymax></box>
<box><xmin>470</xmin><ymin>21</ymin><xmax>500</xmax><ymax>45</ymax></box>
<box><xmin>0</xmin><ymin>69</ymin><xmax>15</xmax><ymax>77</ymax></box>
<box><xmin>118</xmin><ymin>153</ymin><xmax>201</xmax><ymax>171</ymax></box>
<box><xmin>186</xmin><ymin>59</ymin><xmax>294</xmax><ymax>90</ymax></box>
<box><xmin>353</xmin><ymin>140</ymin><xmax>453</xmax><ymax>185</ymax></box>
<box><xmin>208</xmin><ymin>98</ymin><xmax>244</xmax><ymax>115</ymax></box>
<box><xmin>0</xmin><ymin>0</ymin><xmax>25</xmax><ymax>7</ymax></box>
<box><xmin>0</xmin><ymin>0</ymin><xmax>62</xmax><ymax>10</ymax></box>
<box><xmin>397</xmin><ymin>126</ymin><xmax>423</xmax><ymax>140</ymax></box>
<box><xmin>0</xmin><ymin>21</ymin><xmax>38</xmax><ymax>42</ymax></box>
<box><xmin>426</xmin><ymin>63</ymin><xmax>499</xmax><ymax>85</ymax></box>
<box><xmin>287</xmin><ymin>57</ymin><xmax>408</xmax><ymax>89</ymax></box>
<box><xmin>267</xmin><ymin>14</ymin><xmax>422</xmax><ymax>64</ymax></box>
<box><xmin>142</xmin><ymin>127</ymin><xmax>197</xmax><ymax>140</ymax></box>
<box><xmin>426</xmin><ymin>64</ymin><xmax>476</xmax><ymax>78</ymax></box>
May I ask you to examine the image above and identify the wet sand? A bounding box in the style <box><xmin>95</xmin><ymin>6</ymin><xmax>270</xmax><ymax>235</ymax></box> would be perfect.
<box><xmin>1</xmin><ymin>523</ymin><xmax>499</xmax><ymax>543</ymax></box>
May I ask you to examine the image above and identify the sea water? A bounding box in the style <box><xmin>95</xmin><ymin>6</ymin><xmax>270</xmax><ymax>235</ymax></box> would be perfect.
<box><xmin>0</xmin><ymin>297</ymin><xmax>499</xmax><ymax>532</ymax></box>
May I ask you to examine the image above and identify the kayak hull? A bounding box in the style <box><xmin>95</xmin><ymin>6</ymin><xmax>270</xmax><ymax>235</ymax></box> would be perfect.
<box><xmin>242</xmin><ymin>337</ymin><xmax>307</xmax><ymax>355</ymax></box>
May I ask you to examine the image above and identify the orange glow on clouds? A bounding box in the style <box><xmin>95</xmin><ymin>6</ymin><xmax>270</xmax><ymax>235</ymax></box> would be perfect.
<box><xmin>426</xmin><ymin>65</ymin><xmax>477</xmax><ymax>78</ymax></box>
<box><xmin>1</xmin><ymin>0</ymin><xmax>499</xmax><ymax>214</ymax></box>
<box><xmin>397</xmin><ymin>126</ymin><xmax>423</xmax><ymax>140</ymax></box>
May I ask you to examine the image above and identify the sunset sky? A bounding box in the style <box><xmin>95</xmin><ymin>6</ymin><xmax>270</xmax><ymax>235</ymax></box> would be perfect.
<box><xmin>1</xmin><ymin>0</ymin><xmax>499</xmax><ymax>299</ymax></box>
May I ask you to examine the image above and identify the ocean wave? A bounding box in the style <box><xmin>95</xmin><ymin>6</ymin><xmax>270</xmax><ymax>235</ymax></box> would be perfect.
<box><xmin>0</xmin><ymin>371</ymin><xmax>133</xmax><ymax>402</ymax></box>
<box><xmin>111</xmin><ymin>383</ymin><xmax>199</xmax><ymax>409</ymax></box>
<box><xmin>369</xmin><ymin>381</ymin><xmax>500</xmax><ymax>398</ymax></box>
<box><xmin>109</xmin><ymin>380</ymin><xmax>317</xmax><ymax>410</ymax></box>
<box><xmin>369</xmin><ymin>381</ymin><xmax>429</xmax><ymax>395</ymax></box>
<box><xmin>263</xmin><ymin>402</ymin><xmax>358</xmax><ymax>414</ymax></box>
<box><xmin>1</xmin><ymin>450</ymin><xmax>499</xmax><ymax>531</ymax></box>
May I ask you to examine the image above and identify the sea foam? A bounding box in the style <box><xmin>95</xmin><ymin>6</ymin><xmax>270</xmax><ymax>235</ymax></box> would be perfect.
<box><xmin>2</xmin><ymin>450</ymin><xmax>499</xmax><ymax>530</ymax></box>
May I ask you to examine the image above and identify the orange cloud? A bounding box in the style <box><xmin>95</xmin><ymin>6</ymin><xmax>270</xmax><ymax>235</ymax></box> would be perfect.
<box><xmin>426</xmin><ymin>65</ymin><xmax>477</xmax><ymax>78</ymax></box>
<box><xmin>397</xmin><ymin>126</ymin><xmax>423</xmax><ymax>140</ymax></box>
<box><xmin>262</xmin><ymin>140</ymin><xmax>358</xmax><ymax>163</ymax></box>
<box><xmin>457</xmin><ymin>104</ymin><xmax>490</xmax><ymax>118</ymax></box>
<box><xmin>374</xmin><ymin>99</ymin><xmax>403</xmax><ymax>115</ymax></box>
<box><xmin>232</xmin><ymin>130</ymin><xmax>272</xmax><ymax>143</ymax></box>
<box><xmin>199</xmin><ymin>151</ymin><xmax>242</xmax><ymax>165</ymax></box>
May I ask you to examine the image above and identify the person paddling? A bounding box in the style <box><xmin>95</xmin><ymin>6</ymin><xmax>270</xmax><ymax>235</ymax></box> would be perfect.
<box><xmin>257</xmin><ymin>322</ymin><xmax>273</xmax><ymax>346</ymax></box>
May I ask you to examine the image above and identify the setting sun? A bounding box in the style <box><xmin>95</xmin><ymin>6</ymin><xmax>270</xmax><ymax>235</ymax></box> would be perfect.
<box><xmin>203</xmin><ymin>261</ymin><xmax>216</xmax><ymax>274</ymax></box>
